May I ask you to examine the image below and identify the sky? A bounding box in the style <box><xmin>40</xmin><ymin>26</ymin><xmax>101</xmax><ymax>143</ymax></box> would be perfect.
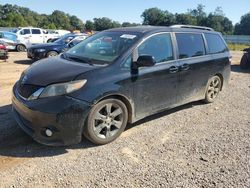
<box><xmin>0</xmin><ymin>0</ymin><xmax>249</xmax><ymax>25</ymax></box>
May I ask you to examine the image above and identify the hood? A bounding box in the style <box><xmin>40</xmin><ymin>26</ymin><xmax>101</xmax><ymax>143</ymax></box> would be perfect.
<box><xmin>22</xmin><ymin>56</ymin><xmax>99</xmax><ymax>86</ymax></box>
<box><xmin>29</xmin><ymin>43</ymin><xmax>62</xmax><ymax>49</ymax></box>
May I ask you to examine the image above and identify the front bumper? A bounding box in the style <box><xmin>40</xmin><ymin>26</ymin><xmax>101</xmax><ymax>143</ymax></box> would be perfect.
<box><xmin>12</xmin><ymin>83</ymin><xmax>91</xmax><ymax>146</ymax></box>
<box><xmin>27</xmin><ymin>50</ymin><xmax>46</xmax><ymax>60</ymax></box>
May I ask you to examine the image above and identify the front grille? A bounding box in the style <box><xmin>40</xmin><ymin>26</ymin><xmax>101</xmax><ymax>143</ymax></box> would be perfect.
<box><xmin>17</xmin><ymin>82</ymin><xmax>42</xmax><ymax>99</ymax></box>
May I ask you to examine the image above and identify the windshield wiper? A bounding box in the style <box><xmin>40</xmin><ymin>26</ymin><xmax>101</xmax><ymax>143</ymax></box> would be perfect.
<box><xmin>63</xmin><ymin>54</ymin><xmax>93</xmax><ymax>65</ymax></box>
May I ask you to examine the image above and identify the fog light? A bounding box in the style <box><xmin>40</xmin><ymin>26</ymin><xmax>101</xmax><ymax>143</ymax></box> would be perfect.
<box><xmin>45</xmin><ymin>129</ymin><xmax>53</xmax><ymax>137</ymax></box>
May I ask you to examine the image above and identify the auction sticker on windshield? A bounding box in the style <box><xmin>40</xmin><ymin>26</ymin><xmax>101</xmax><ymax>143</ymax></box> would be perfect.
<box><xmin>120</xmin><ymin>34</ymin><xmax>137</xmax><ymax>39</ymax></box>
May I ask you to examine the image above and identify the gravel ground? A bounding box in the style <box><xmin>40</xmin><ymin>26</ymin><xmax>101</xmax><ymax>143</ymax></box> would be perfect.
<box><xmin>0</xmin><ymin>51</ymin><xmax>249</xmax><ymax>187</ymax></box>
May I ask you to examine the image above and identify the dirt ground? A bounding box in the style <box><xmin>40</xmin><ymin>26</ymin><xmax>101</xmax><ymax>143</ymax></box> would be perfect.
<box><xmin>0</xmin><ymin>51</ymin><xmax>249</xmax><ymax>187</ymax></box>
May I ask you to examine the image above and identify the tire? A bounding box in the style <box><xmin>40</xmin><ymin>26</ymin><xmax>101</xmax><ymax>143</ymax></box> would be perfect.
<box><xmin>240</xmin><ymin>53</ymin><xmax>249</xmax><ymax>70</ymax></box>
<box><xmin>46</xmin><ymin>51</ymin><xmax>58</xmax><ymax>57</ymax></box>
<box><xmin>203</xmin><ymin>75</ymin><xmax>222</xmax><ymax>103</ymax></box>
<box><xmin>84</xmin><ymin>99</ymin><xmax>128</xmax><ymax>145</ymax></box>
<box><xmin>16</xmin><ymin>44</ymin><xmax>26</xmax><ymax>52</ymax></box>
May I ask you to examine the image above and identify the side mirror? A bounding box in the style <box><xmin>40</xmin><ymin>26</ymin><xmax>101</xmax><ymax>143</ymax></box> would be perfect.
<box><xmin>135</xmin><ymin>55</ymin><xmax>156</xmax><ymax>68</ymax></box>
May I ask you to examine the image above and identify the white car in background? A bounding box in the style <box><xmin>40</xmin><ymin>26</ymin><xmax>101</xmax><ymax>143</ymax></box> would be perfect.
<box><xmin>13</xmin><ymin>27</ymin><xmax>60</xmax><ymax>51</ymax></box>
<box><xmin>45</xmin><ymin>29</ymin><xmax>71</xmax><ymax>43</ymax></box>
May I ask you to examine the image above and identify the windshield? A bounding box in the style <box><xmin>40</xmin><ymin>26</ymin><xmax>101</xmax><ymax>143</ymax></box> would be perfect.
<box><xmin>12</xmin><ymin>28</ymin><xmax>20</xmax><ymax>33</ymax></box>
<box><xmin>64</xmin><ymin>31</ymin><xmax>141</xmax><ymax>64</ymax></box>
<box><xmin>54</xmin><ymin>34</ymin><xmax>74</xmax><ymax>44</ymax></box>
<box><xmin>3</xmin><ymin>32</ymin><xmax>17</xmax><ymax>42</ymax></box>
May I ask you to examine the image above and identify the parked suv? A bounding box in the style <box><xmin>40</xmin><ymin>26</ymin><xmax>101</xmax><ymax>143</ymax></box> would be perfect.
<box><xmin>12</xmin><ymin>25</ymin><xmax>231</xmax><ymax>146</ymax></box>
<box><xmin>13</xmin><ymin>27</ymin><xmax>58</xmax><ymax>51</ymax></box>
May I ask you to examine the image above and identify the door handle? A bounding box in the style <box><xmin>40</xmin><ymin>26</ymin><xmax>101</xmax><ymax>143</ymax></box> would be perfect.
<box><xmin>169</xmin><ymin>66</ymin><xmax>179</xmax><ymax>73</ymax></box>
<box><xmin>181</xmin><ymin>64</ymin><xmax>190</xmax><ymax>71</ymax></box>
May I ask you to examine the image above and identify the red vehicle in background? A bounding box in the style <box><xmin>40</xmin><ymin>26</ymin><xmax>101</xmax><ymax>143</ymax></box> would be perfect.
<box><xmin>0</xmin><ymin>42</ymin><xmax>8</xmax><ymax>61</ymax></box>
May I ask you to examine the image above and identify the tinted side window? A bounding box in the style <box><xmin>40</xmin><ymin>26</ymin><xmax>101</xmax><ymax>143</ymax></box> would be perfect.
<box><xmin>32</xmin><ymin>29</ymin><xmax>41</xmax><ymax>34</ymax></box>
<box><xmin>176</xmin><ymin>33</ymin><xmax>205</xmax><ymax>59</ymax></box>
<box><xmin>21</xmin><ymin>29</ymin><xmax>31</xmax><ymax>35</ymax></box>
<box><xmin>205</xmin><ymin>33</ymin><xmax>228</xmax><ymax>54</ymax></box>
<box><xmin>138</xmin><ymin>33</ymin><xmax>173</xmax><ymax>64</ymax></box>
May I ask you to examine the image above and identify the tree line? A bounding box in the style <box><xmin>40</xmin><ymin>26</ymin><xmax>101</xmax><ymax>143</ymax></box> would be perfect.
<box><xmin>141</xmin><ymin>5</ymin><xmax>233</xmax><ymax>34</ymax></box>
<box><xmin>0</xmin><ymin>3</ymin><xmax>250</xmax><ymax>35</ymax></box>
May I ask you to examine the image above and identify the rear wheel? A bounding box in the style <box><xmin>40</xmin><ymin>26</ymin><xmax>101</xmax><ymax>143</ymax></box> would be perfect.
<box><xmin>84</xmin><ymin>99</ymin><xmax>128</xmax><ymax>145</ymax></box>
<box><xmin>46</xmin><ymin>51</ymin><xmax>58</xmax><ymax>57</ymax></box>
<box><xmin>204</xmin><ymin>76</ymin><xmax>222</xmax><ymax>103</ymax></box>
<box><xmin>16</xmin><ymin>44</ymin><xmax>26</xmax><ymax>52</ymax></box>
<box><xmin>240</xmin><ymin>53</ymin><xmax>249</xmax><ymax>70</ymax></box>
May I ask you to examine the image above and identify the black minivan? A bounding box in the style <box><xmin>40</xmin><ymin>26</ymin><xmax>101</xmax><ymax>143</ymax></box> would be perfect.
<box><xmin>12</xmin><ymin>25</ymin><xmax>231</xmax><ymax>146</ymax></box>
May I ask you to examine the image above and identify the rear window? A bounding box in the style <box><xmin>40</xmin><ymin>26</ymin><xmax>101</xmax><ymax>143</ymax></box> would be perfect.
<box><xmin>176</xmin><ymin>33</ymin><xmax>205</xmax><ymax>59</ymax></box>
<box><xmin>205</xmin><ymin>33</ymin><xmax>228</xmax><ymax>54</ymax></box>
<box><xmin>32</xmin><ymin>29</ymin><xmax>41</xmax><ymax>34</ymax></box>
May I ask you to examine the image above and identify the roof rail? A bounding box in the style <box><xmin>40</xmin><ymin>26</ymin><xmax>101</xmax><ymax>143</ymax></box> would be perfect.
<box><xmin>170</xmin><ymin>25</ymin><xmax>214</xmax><ymax>31</ymax></box>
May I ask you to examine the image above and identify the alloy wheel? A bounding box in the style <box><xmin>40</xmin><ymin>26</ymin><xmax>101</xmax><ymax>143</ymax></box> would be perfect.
<box><xmin>92</xmin><ymin>103</ymin><xmax>124</xmax><ymax>139</ymax></box>
<box><xmin>206</xmin><ymin>76</ymin><xmax>221</xmax><ymax>101</ymax></box>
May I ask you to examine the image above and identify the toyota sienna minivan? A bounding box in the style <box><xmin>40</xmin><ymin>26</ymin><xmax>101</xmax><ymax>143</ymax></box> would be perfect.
<box><xmin>12</xmin><ymin>25</ymin><xmax>231</xmax><ymax>146</ymax></box>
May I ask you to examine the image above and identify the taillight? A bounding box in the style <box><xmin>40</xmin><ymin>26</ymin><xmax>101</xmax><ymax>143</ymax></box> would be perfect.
<box><xmin>0</xmin><ymin>44</ymin><xmax>6</xmax><ymax>49</ymax></box>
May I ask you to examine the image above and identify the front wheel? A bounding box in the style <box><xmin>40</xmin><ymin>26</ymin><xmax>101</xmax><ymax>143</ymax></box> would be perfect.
<box><xmin>203</xmin><ymin>76</ymin><xmax>222</xmax><ymax>103</ymax></box>
<box><xmin>84</xmin><ymin>99</ymin><xmax>128</xmax><ymax>145</ymax></box>
<box><xmin>46</xmin><ymin>51</ymin><xmax>58</xmax><ymax>57</ymax></box>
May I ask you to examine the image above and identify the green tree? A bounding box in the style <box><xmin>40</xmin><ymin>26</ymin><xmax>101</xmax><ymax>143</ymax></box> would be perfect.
<box><xmin>3</xmin><ymin>13</ymin><xmax>27</xmax><ymax>27</ymax></box>
<box><xmin>141</xmin><ymin>8</ymin><xmax>169</xmax><ymax>26</ymax></box>
<box><xmin>69</xmin><ymin>15</ymin><xmax>84</xmax><ymax>30</ymax></box>
<box><xmin>122</xmin><ymin>22</ymin><xmax>140</xmax><ymax>27</ymax></box>
<box><xmin>112</xmin><ymin>21</ymin><xmax>121</xmax><ymax>28</ymax></box>
<box><xmin>93</xmin><ymin>17</ymin><xmax>114</xmax><ymax>31</ymax></box>
<box><xmin>205</xmin><ymin>7</ymin><xmax>233</xmax><ymax>34</ymax></box>
<box><xmin>0</xmin><ymin>4</ymin><xmax>84</xmax><ymax>30</ymax></box>
<box><xmin>50</xmin><ymin>10</ymin><xmax>71</xmax><ymax>30</ymax></box>
<box><xmin>163</xmin><ymin>11</ymin><xmax>176</xmax><ymax>26</ymax></box>
<box><xmin>85</xmin><ymin>20</ymin><xmax>95</xmax><ymax>31</ymax></box>
<box><xmin>188</xmin><ymin>4</ymin><xmax>207</xmax><ymax>26</ymax></box>
<box><xmin>234</xmin><ymin>13</ymin><xmax>250</xmax><ymax>35</ymax></box>
<box><xmin>175</xmin><ymin>13</ymin><xmax>197</xmax><ymax>25</ymax></box>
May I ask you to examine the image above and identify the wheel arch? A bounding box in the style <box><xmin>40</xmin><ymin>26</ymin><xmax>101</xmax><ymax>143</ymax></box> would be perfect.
<box><xmin>46</xmin><ymin>50</ymin><xmax>59</xmax><ymax>57</ymax></box>
<box><xmin>94</xmin><ymin>93</ymin><xmax>134</xmax><ymax>123</ymax></box>
<box><xmin>215</xmin><ymin>73</ymin><xmax>224</xmax><ymax>91</ymax></box>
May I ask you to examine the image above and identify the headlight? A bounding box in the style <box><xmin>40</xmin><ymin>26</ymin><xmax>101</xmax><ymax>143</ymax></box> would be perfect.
<box><xmin>35</xmin><ymin>49</ymin><xmax>46</xmax><ymax>52</ymax></box>
<box><xmin>28</xmin><ymin>80</ymin><xmax>87</xmax><ymax>100</ymax></box>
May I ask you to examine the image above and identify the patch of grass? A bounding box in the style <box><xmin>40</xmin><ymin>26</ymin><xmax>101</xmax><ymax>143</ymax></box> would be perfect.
<box><xmin>227</xmin><ymin>43</ymin><xmax>250</xmax><ymax>51</ymax></box>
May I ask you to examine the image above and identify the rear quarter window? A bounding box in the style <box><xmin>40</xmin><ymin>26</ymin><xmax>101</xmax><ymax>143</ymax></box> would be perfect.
<box><xmin>32</xmin><ymin>29</ymin><xmax>41</xmax><ymax>34</ymax></box>
<box><xmin>176</xmin><ymin>33</ymin><xmax>205</xmax><ymax>59</ymax></box>
<box><xmin>204</xmin><ymin>33</ymin><xmax>228</xmax><ymax>54</ymax></box>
